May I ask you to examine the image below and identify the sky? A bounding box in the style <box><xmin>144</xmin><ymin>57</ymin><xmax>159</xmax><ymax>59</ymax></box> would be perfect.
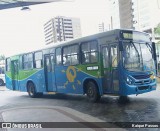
<box><xmin>0</xmin><ymin>0</ymin><xmax>109</xmax><ymax>57</ymax></box>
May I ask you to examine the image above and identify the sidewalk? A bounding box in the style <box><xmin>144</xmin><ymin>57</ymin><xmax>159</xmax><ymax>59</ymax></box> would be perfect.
<box><xmin>0</xmin><ymin>106</ymin><xmax>126</xmax><ymax>131</ymax></box>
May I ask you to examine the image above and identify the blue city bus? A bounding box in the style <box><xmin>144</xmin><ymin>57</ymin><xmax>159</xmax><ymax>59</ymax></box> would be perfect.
<box><xmin>5</xmin><ymin>29</ymin><xmax>157</xmax><ymax>102</ymax></box>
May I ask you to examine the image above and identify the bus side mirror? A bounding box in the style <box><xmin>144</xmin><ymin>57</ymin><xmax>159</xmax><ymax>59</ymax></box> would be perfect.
<box><xmin>119</xmin><ymin>41</ymin><xmax>123</xmax><ymax>51</ymax></box>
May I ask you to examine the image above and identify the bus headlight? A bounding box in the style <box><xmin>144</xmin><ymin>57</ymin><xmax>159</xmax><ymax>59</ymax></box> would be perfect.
<box><xmin>126</xmin><ymin>77</ymin><xmax>133</xmax><ymax>85</ymax></box>
<box><xmin>150</xmin><ymin>75</ymin><xmax>156</xmax><ymax>82</ymax></box>
<box><xmin>150</xmin><ymin>75</ymin><xmax>156</xmax><ymax>80</ymax></box>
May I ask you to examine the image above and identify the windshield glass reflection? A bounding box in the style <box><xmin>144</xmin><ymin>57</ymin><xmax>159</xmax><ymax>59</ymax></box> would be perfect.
<box><xmin>123</xmin><ymin>42</ymin><xmax>154</xmax><ymax>72</ymax></box>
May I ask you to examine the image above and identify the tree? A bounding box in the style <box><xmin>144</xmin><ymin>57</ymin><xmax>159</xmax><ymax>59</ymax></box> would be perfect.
<box><xmin>155</xmin><ymin>23</ymin><xmax>160</xmax><ymax>35</ymax></box>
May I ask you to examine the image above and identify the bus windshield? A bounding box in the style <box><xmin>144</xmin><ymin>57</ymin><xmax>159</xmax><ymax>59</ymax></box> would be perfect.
<box><xmin>123</xmin><ymin>42</ymin><xmax>154</xmax><ymax>72</ymax></box>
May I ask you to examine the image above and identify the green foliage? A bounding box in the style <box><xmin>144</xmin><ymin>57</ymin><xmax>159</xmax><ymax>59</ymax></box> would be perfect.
<box><xmin>155</xmin><ymin>23</ymin><xmax>160</xmax><ymax>35</ymax></box>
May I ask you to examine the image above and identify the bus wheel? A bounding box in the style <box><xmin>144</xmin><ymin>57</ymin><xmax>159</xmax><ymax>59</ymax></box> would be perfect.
<box><xmin>86</xmin><ymin>81</ymin><xmax>101</xmax><ymax>102</ymax></box>
<box><xmin>0</xmin><ymin>79</ymin><xmax>4</xmax><ymax>86</ymax></box>
<box><xmin>118</xmin><ymin>96</ymin><xmax>130</xmax><ymax>104</ymax></box>
<box><xmin>27</xmin><ymin>82</ymin><xmax>37</xmax><ymax>98</ymax></box>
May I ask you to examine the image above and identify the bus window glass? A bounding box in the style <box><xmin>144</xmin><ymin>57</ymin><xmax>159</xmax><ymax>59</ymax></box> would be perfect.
<box><xmin>28</xmin><ymin>53</ymin><xmax>33</xmax><ymax>69</ymax></box>
<box><xmin>63</xmin><ymin>47</ymin><xmax>69</xmax><ymax>65</ymax></box>
<box><xmin>6</xmin><ymin>58</ymin><xmax>10</xmax><ymax>71</ymax></box>
<box><xmin>34</xmin><ymin>52</ymin><xmax>42</xmax><ymax>68</ymax></box>
<box><xmin>123</xmin><ymin>42</ymin><xmax>153</xmax><ymax>71</ymax></box>
<box><xmin>56</xmin><ymin>48</ymin><xmax>62</xmax><ymax>65</ymax></box>
<box><xmin>102</xmin><ymin>47</ymin><xmax>109</xmax><ymax>68</ymax></box>
<box><xmin>23</xmin><ymin>53</ymin><xmax>33</xmax><ymax>69</ymax></box>
<box><xmin>63</xmin><ymin>44</ymin><xmax>79</xmax><ymax>66</ymax></box>
<box><xmin>81</xmin><ymin>41</ymin><xmax>98</xmax><ymax>64</ymax></box>
<box><xmin>46</xmin><ymin>58</ymin><xmax>51</xmax><ymax>72</ymax></box>
<box><xmin>23</xmin><ymin>54</ymin><xmax>28</xmax><ymax>69</ymax></box>
<box><xmin>51</xmin><ymin>55</ymin><xmax>54</xmax><ymax>71</ymax></box>
<box><xmin>111</xmin><ymin>46</ymin><xmax>118</xmax><ymax>67</ymax></box>
<box><xmin>19</xmin><ymin>56</ymin><xmax>23</xmax><ymax>70</ymax></box>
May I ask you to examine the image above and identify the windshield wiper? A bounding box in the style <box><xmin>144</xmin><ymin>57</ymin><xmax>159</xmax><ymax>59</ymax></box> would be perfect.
<box><xmin>145</xmin><ymin>42</ymin><xmax>152</xmax><ymax>53</ymax></box>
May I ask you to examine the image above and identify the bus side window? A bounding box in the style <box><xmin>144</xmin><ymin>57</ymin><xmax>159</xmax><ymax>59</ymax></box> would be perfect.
<box><xmin>6</xmin><ymin>58</ymin><xmax>11</xmax><ymax>72</ymax></box>
<box><xmin>23</xmin><ymin>53</ymin><xmax>33</xmax><ymax>70</ymax></box>
<box><xmin>55</xmin><ymin>48</ymin><xmax>62</xmax><ymax>65</ymax></box>
<box><xmin>81</xmin><ymin>40</ymin><xmax>98</xmax><ymax>64</ymax></box>
<box><xmin>34</xmin><ymin>51</ymin><xmax>43</xmax><ymax>68</ymax></box>
<box><xmin>63</xmin><ymin>44</ymin><xmax>79</xmax><ymax>66</ymax></box>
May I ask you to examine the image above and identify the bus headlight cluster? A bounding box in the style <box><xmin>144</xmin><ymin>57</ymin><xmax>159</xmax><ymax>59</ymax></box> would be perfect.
<box><xmin>150</xmin><ymin>75</ymin><xmax>156</xmax><ymax>80</ymax></box>
<box><xmin>126</xmin><ymin>76</ymin><xmax>133</xmax><ymax>85</ymax></box>
<box><xmin>150</xmin><ymin>75</ymin><xmax>156</xmax><ymax>82</ymax></box>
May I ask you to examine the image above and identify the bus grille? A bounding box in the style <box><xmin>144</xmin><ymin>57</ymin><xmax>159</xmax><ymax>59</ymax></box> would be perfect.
<box><xmin>138</xmin><ymin>86</ymin><xmax>149</xmax><ymax>90</ymax></box>
<box><xmin>132</xmin><ymin>74</ymin><xmax>151</xmax><ymax>79</ymax></box>
<box><xmin>135</xmin><ymin>80</ymin><xmax>151</xmax><ymax>85</ymax></box>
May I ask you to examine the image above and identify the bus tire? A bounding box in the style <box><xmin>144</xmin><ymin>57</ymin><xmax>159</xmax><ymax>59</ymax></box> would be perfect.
<box><xmin>37</xmin><ymin>92</ymin><xmax>43</xmax><ymax>98</ymax></box>
<box><xmin>118</xmin><ymin>96</ymin><xmax>130</xmax><ymax>103</ymax></box>
<box><xmin>27</xmin><ymin>82</ymin><xmax>38</xmax><ymax>98</ymax></box>
<box><xmin>86</xmin><ymin>81</ymin><xmax>101</xmax><ymax>102</ymax></box>
<box><xmin>0</xmin><ymin>79</ymin><xmax>4</xmax><ymax>86</ymax></box>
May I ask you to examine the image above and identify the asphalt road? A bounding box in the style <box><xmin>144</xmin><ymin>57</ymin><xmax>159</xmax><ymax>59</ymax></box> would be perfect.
<box><xmin>0</xmin><ymin>84</ymin><xmax>160</xmax><ymax>131</ymax></box>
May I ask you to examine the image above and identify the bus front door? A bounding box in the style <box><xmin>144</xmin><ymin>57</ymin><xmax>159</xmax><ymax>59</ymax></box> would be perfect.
<box><xmin>102</xmin><ymin>44</ymin><xmax>119</xmax><ymax>94</ymax></box>
<box><xmin>110</xmin><ymin>44</ymin><xmax>119</xmax><ymax>93</ymax></box>
<box><xmin>44</xmin><ymin>54</ymin><xmax>56</xmax><ymax>92</ymax></box>
<box><xmin>11</xmin><ymin>60</ymin><xmax>19</xmax><ymax>90</ymax></box>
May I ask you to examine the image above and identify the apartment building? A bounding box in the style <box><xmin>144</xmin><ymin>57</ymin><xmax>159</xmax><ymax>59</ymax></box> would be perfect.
<box><xmin>44</xmin><ymin>16</ymin><xmax>82</xmax><ymax>45</ymax></box>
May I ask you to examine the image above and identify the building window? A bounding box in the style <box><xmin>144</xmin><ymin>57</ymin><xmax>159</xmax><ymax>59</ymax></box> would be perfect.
<box><xmin>81</xmin><ymin>40</ymin><xmax>98</xmax><ymax>64</ymax></box>
<box><xmin>34</xmin><ymin>51</ymin><xmax>43</xmax><ymax>68</ymax></box>
<box><xmin>63</xmin><ymin>44</ymin><xmax>79</xmax><ymax>66</ymax></box>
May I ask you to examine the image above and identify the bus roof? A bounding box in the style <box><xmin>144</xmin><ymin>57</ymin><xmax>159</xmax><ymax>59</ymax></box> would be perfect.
<box><xmin>40</xmin><ymin>29</ymin><xmax>150</xmax><ymax>50</ymax></box>
<box><xmin>7</xmin><ymin>29</ymin><xmax>150</xmax><ymax>58</ymax></box>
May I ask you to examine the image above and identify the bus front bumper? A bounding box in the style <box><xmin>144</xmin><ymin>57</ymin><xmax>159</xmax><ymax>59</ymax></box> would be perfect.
<box><xmin>122</xmin><ymin>81</ymin><xmax>157</xmax><ymax>96</ymax></box>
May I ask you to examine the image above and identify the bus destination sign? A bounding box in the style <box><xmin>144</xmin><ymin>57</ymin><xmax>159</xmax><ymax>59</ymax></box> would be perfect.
<box><xmin>122</xmin><ymin>32</ymin><xmax>150</xmax><ymax>42</ymax></box>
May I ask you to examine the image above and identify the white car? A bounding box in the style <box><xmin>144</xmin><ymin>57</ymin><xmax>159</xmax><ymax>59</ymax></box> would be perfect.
<box><xmin>0</xmin><ymin>65</ymin><xmax>5</xmax><ymax>86</ymax></box>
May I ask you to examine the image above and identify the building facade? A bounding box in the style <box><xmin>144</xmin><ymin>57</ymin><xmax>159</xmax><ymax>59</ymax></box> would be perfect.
<box><xmin>109</xmin><ymin>0</ymin><xmax>160</xmax><ymax>32</ymax></box>
<box><xmin>98</xmin><ymin>22</ymin><xmax>105</xmax><ymax>32</ymax></box>
<box><xmin>44</xmin><ymin>16</ymin><xmax>82</xmax><ymax>45</ymax></box>
<box><xmin>119</xmin><ymin>0</ymin><xmax>133</xmax><ymax>29</ymax></box>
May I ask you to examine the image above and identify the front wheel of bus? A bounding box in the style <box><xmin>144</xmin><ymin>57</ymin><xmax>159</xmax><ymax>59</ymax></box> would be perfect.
<box><xmin>27</xmin><ymin>82</ymin><xmax>37</xmax><ymax>98</ymax></box>
<box><xmin>86</xmin><ymin>81</ymin><xmax>101</xmax><ymax>102</ymax></box>
<box><xmin>118</xmin><ymin>96</ymin><xmax>130</xmax><ymax>104</ymax></box>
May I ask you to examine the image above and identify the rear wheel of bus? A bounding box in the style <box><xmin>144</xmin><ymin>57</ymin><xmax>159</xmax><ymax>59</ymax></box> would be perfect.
<box><xmin>27</xmin><ymin>82</ymin><xmax>43</xmax><ymax>98</ymax></box>
<box><xmin>86</xmin><ymin>81</ymin><xmax>101</xmax><ymax>102</ymax></box>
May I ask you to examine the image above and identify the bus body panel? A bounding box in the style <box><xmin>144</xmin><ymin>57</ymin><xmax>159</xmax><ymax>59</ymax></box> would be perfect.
<box><xmin>6</xmin><ymin>68</ymin><xmax>46</xmax><ymax>92</ymax></box>
<box><xmin>54</xmin><ymin>65</ymin><xmax>103</xmax><ymax>95</ymax></box>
